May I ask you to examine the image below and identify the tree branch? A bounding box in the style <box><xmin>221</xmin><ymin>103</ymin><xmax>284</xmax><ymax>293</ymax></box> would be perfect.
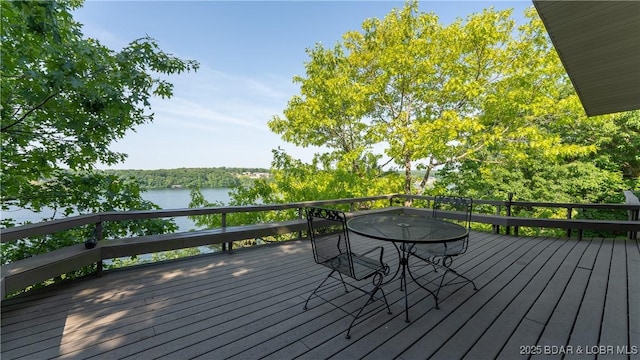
<box><xmin>379</xmin><ymin>157</ymin><xmax>395</xmax><ymax>168</ymax></box>
<box><xmin>2</xmin><ymin>92</ymin><xmax>59</xmax><ymax>132</ymax></box>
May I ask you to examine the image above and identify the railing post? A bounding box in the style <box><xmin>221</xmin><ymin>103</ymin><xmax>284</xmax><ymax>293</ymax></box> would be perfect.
<box><xmin>221</xmin><ymin>213</ymin><xmax>231</xmax><ymax>251</ymax></box>
<box><xmin>506</xmin><ymin>193</ymin><xmax>513</xmax><ymax>235</ymax></box>
<box><xmin>566</xmin><ymin>207</ymin><xmax>573</xmax><ymax>238</ymax></box>
<box><xmin>633</xmin><ymin>209</ymin><xmax>639</xmax><ymax>240</ymax></box>
<box><xmin>494</xmin><ymin>205</ymin><xmax>501</xmax><ymax>234</ymax></box>
<box><xmin>95</xmin><ymin>222</ymin><xmax>103</xmax><ymax>275</ymax></box>
<box><xmin>298</xmin><ymin>207</ymin><xmax>304</xmax><ymax>240</ymax></box>
<box><xmin>629</xmin><ymin>207</ymin><xmax>639</xmax><ymax>240</ymax></box>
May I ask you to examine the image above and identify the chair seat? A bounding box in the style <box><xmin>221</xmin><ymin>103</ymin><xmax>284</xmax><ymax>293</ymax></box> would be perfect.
<box><xmin>322</xmin><ymin>253</ymin><xmax>385</xmax><ymax>280</ymax></box>
<box><xmin>352</xmin><ymin>253</ymin><xmax>386</xmax><ymax>279</ymax></box>
<box><xmin>412</xmin><ymin>240</ymin><xmax>464</xmax><ymax>259</ymax></box>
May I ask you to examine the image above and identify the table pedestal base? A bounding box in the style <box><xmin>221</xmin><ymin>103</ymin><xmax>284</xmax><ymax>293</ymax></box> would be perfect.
<box><xmin>392</xmin><ymin>243</ymin><xmax>439</xmax><ymax>323</ymax></box>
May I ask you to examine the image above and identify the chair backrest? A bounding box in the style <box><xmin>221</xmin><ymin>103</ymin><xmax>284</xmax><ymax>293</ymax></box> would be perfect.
<box><xmin>305</xmin><ymin>207</ymin><xmax>355</xmax><ymax>278</ymax></box>
<box><xmin>432</xmin><ymin>195</ymin><xmax>472</xmax><ymax>229</ymax></box>
<box><xmin>432</xmin><ymin>195</ymin><xmax>473</xmax><ymax>255</ymax></box>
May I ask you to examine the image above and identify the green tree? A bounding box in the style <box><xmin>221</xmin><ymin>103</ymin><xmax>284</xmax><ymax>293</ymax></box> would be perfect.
<box><xmin>268</xmin><ymin>2</ymin><xmax>597</xmax><ymax>198</ymax></box>
<box><xmin>588</xmin><ymin>111</ymin><xmax>640</xmax><ymax>182</ymax></box>
<box><xmin>1</xmin><ymin>1</ymin><xmax>198</xmax><ymax>265</ymax></box>
<box><xmin>229</xmin><ymin>1</ymin><xmax>635</xmax><ymax>213</ymax></box>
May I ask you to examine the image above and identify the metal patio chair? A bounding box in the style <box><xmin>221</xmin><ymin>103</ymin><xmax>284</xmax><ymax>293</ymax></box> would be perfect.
<box><xmin>303</xmin><ymin>207</ymin><xmax>392</xmax><ymax>339</ymax></box>
<box><xmin>410</xmin><ymin>195</ymin><xmax>478</xmax><ymax>297</ymax></box>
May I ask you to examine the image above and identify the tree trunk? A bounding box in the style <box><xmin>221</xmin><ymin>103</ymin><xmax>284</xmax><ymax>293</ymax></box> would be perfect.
<box><xmin>418</xmin><ymin>164</ymin><xmax>433</xmax><ymax>194</ymax></box>
<box><xmin>404</xmin><ymin>155</ymin><xmax>413</xmax><ymax>206</ymax></box>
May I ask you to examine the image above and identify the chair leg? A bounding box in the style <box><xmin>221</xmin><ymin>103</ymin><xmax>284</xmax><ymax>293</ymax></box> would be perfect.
<box><xmin>337</xmin><ymin>272</ymin><xmax>349</xmax><ymax>293</ymax></box>
<box><xmin>345</xmin><ymin>284</ymin><xmax>391</xmax><ymax>339</ymax></box>
<box><xmin>375</xmin><ymin>272</ymin><xmax>393</xmax><ymax>316</ymax></box>
<box><xmin>407</xmin><ymin>260</ymin><xmax>439</xmax><ymax>311</ymax></box>
<box><xmin>444</xmin><ymin>266</ymin><xmax>477</xmax><ymax>291</ymax></box>
<box><xmin>434</xmin><ymin>265</ymin><xmax>477</xmax><ymax>299</ymax></box>
<box><xmin>345</xmin><ymin>272</ymin><xmax>391</xmax><ymax>339</ymax></box>
<box><xmin>434</xmin><ymin>269</ymin><xmax>448</xmax><ymax>299</ymax></box>
<box><xmin>304</xmin><ymin>270</ymin><xmax>336</xmax><ymax>310</ymax></box>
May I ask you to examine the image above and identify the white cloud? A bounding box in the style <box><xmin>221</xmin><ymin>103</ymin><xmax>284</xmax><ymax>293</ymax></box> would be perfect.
<box><xmin>74</xmin><ymin>5</ymin><xmax>312</xmax><ymax>170</ymax></box>
<box><xmin>152</xmin><ymin>97</ymin><xmax>268</xmax><ymax>132</ymax></box>
<box><xmin>148</xmin><ymin>65</ymin><xmax>295</xmax><ymax>135</ymax></box>
<box><xmin>101</xmin><ymin>66</ymin><xmax>304</xmax><ymax>169</ymax></box>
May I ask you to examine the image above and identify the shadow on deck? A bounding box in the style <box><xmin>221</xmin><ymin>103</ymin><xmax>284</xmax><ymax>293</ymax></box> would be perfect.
<box><xmin>2</xmin><ymin>232</ymin><xmax>639</xmax><ymax>359</ymax></box>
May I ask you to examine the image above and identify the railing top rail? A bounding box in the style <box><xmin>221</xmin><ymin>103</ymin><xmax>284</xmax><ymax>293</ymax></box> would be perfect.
<box><xmin>394</xmin><ymin>193</ymin><xmax>640</xmax><ymax>210</ymax></box>
<box><xmin>0</xmin><ymin>195</ymin><xmax>396</xmax><ymax>242</ymax></box>
<box><xmin>2</xmin><ymin>193</ymin><xmax>639</xmax><ymax>243</ymax></box>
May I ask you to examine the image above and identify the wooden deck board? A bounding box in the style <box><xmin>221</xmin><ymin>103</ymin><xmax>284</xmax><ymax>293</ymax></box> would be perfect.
<box><xmin>628</xmin><ymin>240</ymin><xmax>640</xmax><ymax>359</ymax></box>
<box><xmin>530</xmin><ymin>238</ymin><xmax>592</xmax><ymax>359</ymax></box>
<box><xmin>503</xmin><ymin>238</ymin><xmax>595</xmax><ymax>360</ymax></box>
<box><xmin>397</xmin><ymin>235</ymin><xmax>556</xmax><ymax>360</ymax></box>
<box><xmin>2</xmin><ymin>233</ymin><xmax>638</xmax><ymax>360</ymax></box>
<box><xmin>600</xmin><ymin>240</ymin><xmax>629</xmax><ymax>353</ymax></box>
<box><xmin>329</xmin><ymin>232</ymin><xmax>508</xmax><ymax>360</ymax></box>
<box><xmin>462</xmin><ymin>236</ymin><xmax>577</xmax><ymax>359</ymax></box>
<box><xmin>564</xmin><ymin>238</ymin><xmax>607</xmax><ymax>360</ymax></box>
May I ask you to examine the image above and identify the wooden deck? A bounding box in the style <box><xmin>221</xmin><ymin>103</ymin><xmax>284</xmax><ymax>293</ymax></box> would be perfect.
<box><xmin>2</xmin><ymin>232</ymin><xmax>639</xmax><ymax>360</ymax></box>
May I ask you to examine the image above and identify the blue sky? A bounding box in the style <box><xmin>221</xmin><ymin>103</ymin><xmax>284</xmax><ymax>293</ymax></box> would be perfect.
<box><xmin>74</xmin><ymin>1</ymin><xmax>534</xmax><ymax>170</ymax></box>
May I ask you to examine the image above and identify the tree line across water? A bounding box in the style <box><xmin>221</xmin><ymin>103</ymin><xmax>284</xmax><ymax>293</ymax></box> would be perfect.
<box><xmin>101</xmin><ymin>168</ymin><xmax>271</xmax><ymax>190</ymax></box>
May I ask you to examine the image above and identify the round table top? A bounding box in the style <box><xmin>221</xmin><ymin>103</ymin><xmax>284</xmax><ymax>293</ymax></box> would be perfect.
<box><xmin>347</xmin><ymin>213</ymin><xmax>468</xmax><ymax>244</ymax></box>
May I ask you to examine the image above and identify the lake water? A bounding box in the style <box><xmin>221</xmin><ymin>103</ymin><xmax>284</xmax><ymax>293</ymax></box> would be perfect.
<box><xmin>139</xmin><ymin>188</ymin><xmax>232</xmax><ymax>230</ymax></box>
<box><xmin>2</xmin><ymin>188</ymin><xmax>233</xmax><ymax>231</ymax></box>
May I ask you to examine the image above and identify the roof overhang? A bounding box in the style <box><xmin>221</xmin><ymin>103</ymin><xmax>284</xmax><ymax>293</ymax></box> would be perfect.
<box><xmin>533</xmin><ymin>1</ymin><xmax>640</xmax><ymax>117</ymax></box>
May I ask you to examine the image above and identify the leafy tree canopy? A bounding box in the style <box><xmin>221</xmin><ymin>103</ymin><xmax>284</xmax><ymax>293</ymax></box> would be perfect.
<box><xmin>226</xmin><ymin>0</ymin><xmax>637</xmax><ymax>212</ymax></box>
<box><xmin>1</xmin><ymin>1</ymin><xmax>198</xmax><ymax>265</ymax></box>
<box><xmin>2</xmin><ymin>0</ymin><xmax>198</xmax><ymax>216</ymax></box>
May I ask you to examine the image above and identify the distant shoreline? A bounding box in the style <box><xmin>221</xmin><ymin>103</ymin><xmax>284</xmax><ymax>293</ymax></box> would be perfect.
<box><xmin>98</xmin><ymin>167</ymin><xmax>270</xmax><ymax>172</ymax></box>
<box><xmin>101</xmin><ymin>167</ymin><xmax>270</xmax><ymax>190</ymax></box>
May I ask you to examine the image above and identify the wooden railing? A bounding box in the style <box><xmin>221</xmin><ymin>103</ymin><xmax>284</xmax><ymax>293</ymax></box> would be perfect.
<box><xmin>5</xmin><ymin>193</ymin><xmax>639</xmax><ymax>241</ymax></box>
<box><xmin>1</xmin><ymin>194</ymin><xmax>639</xmax><ymax>299</ymax></box>
<box><xmin>2</xmin><ymin>193</ymin><xmax>639</xmax><ymax>248</ymax></box>
<box><xmin>0</xmin><ymin>195</ymin><xmax>394</xmax><ymax>243</ymax></box>
<box><xmin>395</xmin><ymin>194</ymin><xmax>640</xmax><ymax>239</ymax></box>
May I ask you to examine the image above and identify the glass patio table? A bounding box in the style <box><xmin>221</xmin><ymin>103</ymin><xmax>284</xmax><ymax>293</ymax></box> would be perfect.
<box><xmin>347</xmin><ymin>213</ymin><xmax>468</xmax><ymax>322</ymax></box>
